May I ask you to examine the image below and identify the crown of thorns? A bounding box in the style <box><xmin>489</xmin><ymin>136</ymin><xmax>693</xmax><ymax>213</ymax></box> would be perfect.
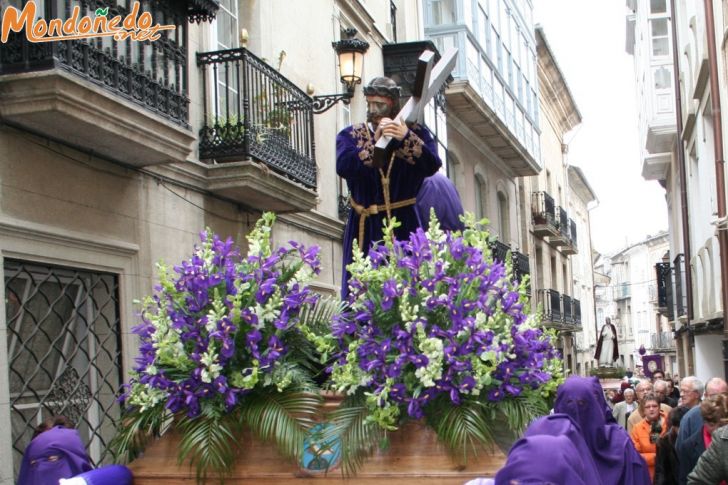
<box><xmin>363</xmin><ymin>78</ymin><xmax>400</xmax><ymax>101</ymax></box>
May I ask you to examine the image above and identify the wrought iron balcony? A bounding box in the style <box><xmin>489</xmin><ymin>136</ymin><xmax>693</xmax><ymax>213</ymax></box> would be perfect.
<box><xmin>0</xmin><ymin>1</ymin><xmax>203</xmax><ymax>166</ymax></box>
<box><xmin>614</xmin><ymin>282</ymin><xmax>631</xmax><ymax>301</ymax></box>
<box><xmin>512</xmin><ymin>250</ymin><xmax>531</xmax><ymax>295</ymax></box>
<box><xmin>197</xmin><ymin>47</ymin><xmax>317</xmax><ymax>212</ymax></box>
<box><xmin>537</xmin><ymin>289</ymin><xmax>563</xmax><ymax>328</ymax></box>
<box><xmin>573</xmin><ymin>298</ymin><xmax>582</xmax><ymax>328</ymax></box>
<box><xmin>487</xmin><ymin>240</ymin><xmax>530</xmax><ymax>293</ymax></box>
<box><xmin>655</xmin><ymin>261</ymin><xmax>674</xmax><ymax>320</ymax></box>
<box><xmin>650</xmin><ymin>331</ymin><xmax>676</xmax><ymax>352</ymax></box>
<box><xmin>562</xmin><ymin>294</ymin><xmax>574</xmax><ymax>325</ymax></box>
<box><xmin>560</xmin><ymin>217</ymin><xmax>578</xmax><ymax>255</ymax></box>
<box><xmin>673</xmin><ymin>254</ymin><xmax>687</xmax><ymax>319</ymax></box>
<box><xmin>532</xmin><ymin>191</ymin><xmax>559</xmax><ymax>238</ymax></box>
<box><xmin>489</xmin><ymin>239</ymin><xmax>511</xmax><ymax>265</ymax></box>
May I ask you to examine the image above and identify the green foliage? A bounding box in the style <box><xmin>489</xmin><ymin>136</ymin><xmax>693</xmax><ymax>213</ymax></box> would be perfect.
<box><xmin>110</xmin><ymin>403</ymin><xmax>171</xmax><ymax>463</ymax></box>
<box><xmin>239</xmin><ymin>388</ymin><xmax>322</xmax><ymax>461</ymax></box>
<box><xmin>321</xmin><ymin>393</ymin><xmax>386</xmax><ymax>476</ymax></box>
<box><xmin>177</xmin><ymin>409</ymin><xmax>241</xmax><ymax>483</ymax></box>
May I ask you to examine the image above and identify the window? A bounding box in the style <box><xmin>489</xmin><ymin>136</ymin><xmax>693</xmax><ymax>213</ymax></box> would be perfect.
<box><xmin>475</xmin><ymin>174</ymin><xmax>487</xmax><ymax>219</ymax></box>
<box><xmin>650</xmin><ymin>0</ymin><xmax>667</xmax><ymax>14</ymax></box>
<box><xmin>653</xmin><ymin>65</ymin><xmax>672</xmax><ymax>90</ymax></box>
<box><xmin>213</xmin><ymin>0</ymin><xmax>240</xmax><ymax>121</ymax></box>
<box><xmin>650</xmin><ymin>18</ymin><xmax>670</xmax><ymax>57</ymax></box>
<box><xmin>430</xmin><ymin>0</ymin><xmax>457</xmax><ymax>25</ymax></box>
<box><xmin>497</xmin><ymin>191</ymin><xmax>510</xmax><ymax>242</ymax></box>
<box><xmin>5</xmin><ymin>260</ymin><xmax>122</xmax><ymax>478</ymax></box>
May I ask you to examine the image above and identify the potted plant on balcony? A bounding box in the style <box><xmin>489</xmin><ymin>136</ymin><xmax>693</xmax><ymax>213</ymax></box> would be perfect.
<box><xmin>112</xmin><ymin>212</ymin><xmax>340</xmax><ymax>482</ymax></box>
<box><xmin>322</xmin><ymin>213</ymin><xmax>564</xmax><ymax>474</ymax></box>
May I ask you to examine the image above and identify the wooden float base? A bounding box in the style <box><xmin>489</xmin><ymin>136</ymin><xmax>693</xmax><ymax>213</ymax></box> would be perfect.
<box><xmin>128</xmin><ymin>421</ymin><xmax>507</xmax><ymax>484</ymax></box>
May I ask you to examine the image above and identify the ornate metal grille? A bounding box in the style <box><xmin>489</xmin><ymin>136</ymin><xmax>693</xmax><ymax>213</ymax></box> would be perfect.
<box><xmin>562</xmin><ymin>294</ymin><xmax>573</xmax><ymax>325</ymax></box>
<box><xmin>0</xmin><ymin>0</ymin><xmax>191</xmax><ymax>126</ymax></box>
<box><xmin>569</xmin><ymin>218</ymin><xmax>578</xmax><ymax>246</ymax></box>
<box><xmin>537</xmin><ymin>289</ymin><xmax>562</xmax><ymax>324</ymax></box>
<box><xmin>4</xmin><ymin>259</ymin><xmax>123</xmax><ymax>478</ymax></box>
<box><xmin>673</xmin><ymin>253</ymin><xmax>687</xmax><ymax>318</ymax></box>
<box><xmin>573</xmin><ymin>299</ymin><xmax>582</xmax><ymax>326</ymax></box>
<box><xmin>531</xmin><ymin>191</ymin><xmax>556</xmax><ymax>227</ymax></box>
<box><xmin>197</xmin><ymin>47</ymin><xmax>317</xmax><ymax>189</ymax></box>
<box><xmin>655</xmin><ymin>261</ymin><xmax>674</xmax><ymax>320</ymax></box>
<box><xmin>558</xmin><ymin>207</ymin><xmax>569</xmax><ymax>237</ymax></box>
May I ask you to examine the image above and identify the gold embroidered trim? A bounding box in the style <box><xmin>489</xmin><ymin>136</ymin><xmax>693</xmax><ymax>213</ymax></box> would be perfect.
<box><xmin>394</xmin><ymin>130</ymin><xmax>424</xmax><ymax>164</ymax></box>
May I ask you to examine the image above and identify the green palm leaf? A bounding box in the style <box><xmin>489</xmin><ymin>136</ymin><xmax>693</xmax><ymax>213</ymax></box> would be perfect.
<box><xmin>322</xmin><ymin>395</ymin><xmax>385</xmax><ymax>476</ymax></box>
<box><xmin>429</xmin><ymin>398</ymin><xmax>496</xmax><ymax>463</ymax></box>
<box><xmin>110</xmin><ymin>403</ymin><xmax>171</xmax><ymax>462</ymax></box>
<box><xmin>239</xmin><ymin>388</ymin><xmax>321</xmax><ymax>460</ymax></box>
<box><xmin>491</xmin><ymin>394</ymin><xmax>550</xmax><ymax>433</ymax></box>
<box><xmin>176</xmin><ymin>409</ymin><xmax>241</xmax><ymax>483</ymax></box>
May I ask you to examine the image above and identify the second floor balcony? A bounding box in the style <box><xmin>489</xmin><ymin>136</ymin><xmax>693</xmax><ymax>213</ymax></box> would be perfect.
<box><xmin>197</xmin><ymin>47</ymin><xmax>317</xmax><ymax>213</ymax></box>
<box><xmin>0</xmin><ymin>1</ymin><xmax>214</xmax><ymax>166</ymax></box>
<box><xmin>537</xmin><ymin>289</ymin><xmax>582</xmax><ymax>331</ymax></box>
<box><xmin>651</xmin><ymin>331</ymin><xmax>677</xmax><ymax>352</ymax></box>
<box><xmin>532</xmin><ymin>191</ymin><xmax>559</xmax><ymax>238</ymax></box>
<box><xmin>488</xmin><ymin>239</ymin><xmax>531</xmax><ymax>294</ymax></box>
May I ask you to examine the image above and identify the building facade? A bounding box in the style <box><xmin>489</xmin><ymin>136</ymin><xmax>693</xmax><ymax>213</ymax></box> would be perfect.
<box><xmin>526</xmin><ymin>26</ymin><xmax>588</xmax><ymax>374</ymax></box>
<box><xmin>627</xmin><ymin>0</ymin><xmax>728</xmax><ymax>381</ymax></box>
<box><xmin>0</xmin><ymin>0</ymin><xmax>438</xmax><ymax>481</ymax></box>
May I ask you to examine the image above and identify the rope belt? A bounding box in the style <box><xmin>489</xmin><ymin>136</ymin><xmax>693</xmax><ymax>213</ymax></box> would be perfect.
<box><xmin>349</xmin><ymin>196</ymin><xmax>417</xmax><ymax>247</ymax></box>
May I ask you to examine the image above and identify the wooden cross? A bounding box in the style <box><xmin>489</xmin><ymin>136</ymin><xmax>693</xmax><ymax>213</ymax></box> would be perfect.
<box><xmin>372</xmin><ymin>46</ymin><xmax>458</xmax><ymax>168</ymax></box>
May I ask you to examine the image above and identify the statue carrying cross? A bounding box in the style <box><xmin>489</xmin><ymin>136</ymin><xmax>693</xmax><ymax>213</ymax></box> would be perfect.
<box><xmin>335</xmin><ymin>47</ymin><xmax>458</xmax><ymax>298</ymax></box>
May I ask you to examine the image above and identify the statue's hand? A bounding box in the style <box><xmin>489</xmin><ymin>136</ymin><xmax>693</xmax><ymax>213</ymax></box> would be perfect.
<box><xmin>381</xmin><ymin>117</ymin><xmax>407</xmax><ymax>141</ymax></box>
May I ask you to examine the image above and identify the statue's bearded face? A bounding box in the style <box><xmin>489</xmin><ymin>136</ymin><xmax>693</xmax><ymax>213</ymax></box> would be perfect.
<box><xmin>366</xmin><ymin>95</ymin><xmax>394</xmax><ymax>127</ymax></box>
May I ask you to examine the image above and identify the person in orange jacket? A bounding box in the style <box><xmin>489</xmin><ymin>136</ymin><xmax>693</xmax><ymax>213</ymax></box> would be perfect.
<box><xmin>631</xmin><ymin>393</ymin><xmax>669</xmax><ymax>481</ymax></box>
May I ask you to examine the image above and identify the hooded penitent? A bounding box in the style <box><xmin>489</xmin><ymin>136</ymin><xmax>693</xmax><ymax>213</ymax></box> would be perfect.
<box><xmin>17</xmin><ymin>426</ymin><xmax>92</xmax><ymax>485</ymax></box>
<box><xmin>553</xmin><ymin>376</ymin><xmax>651</xmax><ymax>485</ymax></box>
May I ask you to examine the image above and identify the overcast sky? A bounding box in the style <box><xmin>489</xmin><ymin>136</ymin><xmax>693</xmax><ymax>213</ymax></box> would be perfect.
<box><xmin>532</xmin><ymin>0</ymin><xmax>669</xmax><ymax>255</ymax></box>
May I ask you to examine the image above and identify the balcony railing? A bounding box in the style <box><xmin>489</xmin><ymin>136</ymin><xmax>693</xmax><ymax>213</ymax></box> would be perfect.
<box><xmin>651</xmin><ymin>331</ymin><xmax>676</xmax><ymax>351</ymax></box>
<box><xmin>538</xmin><ymin>289</ymin><xmax>562</xmax><ymax>324</ymax></box>
<box><xmin>489</xmin><ymin>239</ymin><xmax>510</xmax><ymax>265</ymax></box>
<box><xmin>512</xmin><ymin>250</ymin><xmax>531</xmax><ymax>294</ymax></box>
<box><xmin>614</xmin><ymin>282</ymin><xmax>631</xmax><ymax>300</ymax></box>
<box><xmin>0</xmin><ymin>1</ymin><xmax>191</xmax><ymax>126</ymax></box>
<box><xmin>198</xmin><ymin>47</ymin><xmax>316</xmax><ymax>189</ymax></box>
<box><xmin>537</xmin><ymin>290</ymin><xmax>582</xmax><ymax>330</ymax></box>
<box><xmin>673</xmin><ymin>254</ymin><xmax>687</xmax><ymax>319</ymax></box>
<box><xmin>569</xmin><ymin>218</ymin><xmax>578</xmax><ymax>247</ymax></box>
<box><xmin>655</xmin><ymin>261</ymin><xmax>674</xmax><ymax>320</ymax></box>
<box><xmin>562</xmin><ymin>294</ymin><xmax>574</xmax><ymax>324</ymax></box>
<box><xmin>532</xmin><ymin>191</ymin><xmax>558</xmax><ymax>232</ymax></box>
<box><xmin>558</xmin><ymin>207</ymin><xmax>569</xmax><ymax>238</ymax></box>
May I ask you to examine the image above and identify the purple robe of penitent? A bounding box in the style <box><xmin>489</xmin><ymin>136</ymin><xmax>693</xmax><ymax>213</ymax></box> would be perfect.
<box><xmin>337</xmin><ymin>122</ymin><xmax>441</xmax><ymax>298</ymax></box>
<box><xmin>553</xmin><ymin>376</ymin><xmax>651</xmax><ymax>485</ymax></box>
<box><xmin>415</xmin><ymin>171</ymin><xmax>465</xmax><ymax>232</ymax></box>
<box><xmin>494</xmin><ymin>434</ymin><xmax>589</xmax><ymax>485</ymax></box>
<box><xmin>18</xmin><ymin>426</ymin><xmax>92</xmax><ymax>485</ymax></box>
<box><xmin>524</xmin><ymin>414</ymin><xmax>603</xmax><ymax>484</ymax></box>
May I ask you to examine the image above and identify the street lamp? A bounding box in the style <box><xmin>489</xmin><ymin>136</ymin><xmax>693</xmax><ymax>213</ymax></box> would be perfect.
<box><xmin>312</xmin><ymin>29</ymin><xmax>370</xmax><ymax>114</ymax></box>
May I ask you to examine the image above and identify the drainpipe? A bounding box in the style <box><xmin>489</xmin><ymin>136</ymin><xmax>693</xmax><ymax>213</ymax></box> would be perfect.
<box><xmin>703</xmin><ymin>0</ymin><xmax>728</xmax><ymax>380</ymax></box>
<box><xmin>670</xmin><ymin>0</ymin><xmax>692</xmax><ymax>374</ymax></box>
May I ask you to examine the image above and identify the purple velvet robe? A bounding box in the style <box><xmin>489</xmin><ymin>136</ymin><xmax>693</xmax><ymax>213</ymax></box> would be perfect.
<box><xmin>494</xmin><ymin>435</ymin><xmax>589</xmax><ymax>485</ymax></box>
<box><xmin>415</xmin><ymin>171</ymin><xmax>465</xmax><ymax>232</ymax></box>
<box><xmin>337</xmin><ymin>123</ymin><xmax>441</xmax><ymax>298</ymax></box>
<box><xmin>18</xmin><ymin>426</ymin><xmax>92</xmax><ymax>485</ymax></box>
<box><xmin>553</xmin><ymin>376</ymin><xmax>652</xmax><ymax>485</ymax></box>
<box><xmin>524</xmin><ymin>414</ymin><xmax>603</xmax><ymax>484</ymax></box>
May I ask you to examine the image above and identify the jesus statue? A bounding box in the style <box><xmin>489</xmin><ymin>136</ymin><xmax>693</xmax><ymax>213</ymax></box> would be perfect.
<box><xmin>594</xmin><ymin>318</ymin><xmax>619</xmax><ymax>367</ymax></box>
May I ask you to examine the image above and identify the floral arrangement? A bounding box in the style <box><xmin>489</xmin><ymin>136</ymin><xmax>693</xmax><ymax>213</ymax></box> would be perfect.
<box><xmin>112</xmin><ymin>213</ymin><xmax>340</xmax><ymax>481</ymax></box>
<box><xmin>322</xmin><ymin>214</ymin><xmax>563</xmax><ymax>473</ymax></box>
